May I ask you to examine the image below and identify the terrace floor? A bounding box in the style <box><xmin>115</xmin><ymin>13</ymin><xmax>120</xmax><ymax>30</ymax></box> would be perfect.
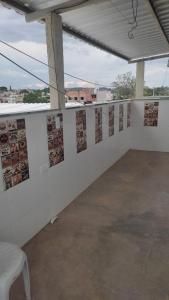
<box><xmin>11</xmin><ymin>150</ymin><xmax>169</xmax><ymax>300</ymax></box>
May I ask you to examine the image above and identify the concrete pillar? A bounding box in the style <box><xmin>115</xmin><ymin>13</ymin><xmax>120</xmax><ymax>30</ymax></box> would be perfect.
<box><xmin>136</xmin><ymin>61</ymin><xmax>145</xmax><ymax>98</ymax></box>
<box><xmin>45</xmin><ymin>13</ymin><xmax>65</xmax><ymax>109</ymax></box>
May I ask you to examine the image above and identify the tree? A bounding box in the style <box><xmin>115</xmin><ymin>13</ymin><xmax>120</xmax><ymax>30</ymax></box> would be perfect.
<box><xmin>154</xmin><ymin>86</ymin><xmax>169</xmax><ymax>96</ymax></box>
<box><xmin>19</xmin><ymin>89</ymin><xmax>29</xmax><ymax>94</ymax></box>
<box><xmin>144</xmin><ymin>86</ymin><xmax>169</xmax><ymax>97</ymax></box>
<box><xmin>0</xmin><ymin>86</ymin><xmax>8</xmax><ymax>92</ymax></box>
<box><xmin>144</xmin><ymin>86</ymin><xmax>153</xmax><ymax>96</ymax></box>
<box><xmin>112</xmin><ymin>72</ymin><xmax>136</xmax><ymax>99</ymax></box>
<box><xmin>23</xmin><ymin>90</ymin><xmax>49</xmax><ymax>103</ymax></box>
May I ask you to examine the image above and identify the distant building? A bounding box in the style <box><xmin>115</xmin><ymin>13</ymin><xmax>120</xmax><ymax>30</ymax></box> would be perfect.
<box><xmin>96</xmin><ymin>88</ymin><xmax>113</xmax><ymax>102</ymax></box>
<box><xmin>0</xmin><ymin>91</ymin><xmax>24</xmax><ymax>103</ymax></box>
<box><xmin>65</xmin><ymin>87</ymin><xmax>113</xmax><ymax>104</ymax></box>
<box><xmin>66</xmin><ymin>88</ymin><xmax>95</xmax><ymax>103</ymax></box>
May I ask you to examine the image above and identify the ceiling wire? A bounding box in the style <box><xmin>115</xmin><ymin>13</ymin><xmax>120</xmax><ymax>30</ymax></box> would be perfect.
<box><xmin>111</xmin><ymin>0</ymin><xmax>139</xmax><ymax>40</ymax></box>
<box><xmin>128</xmin><ymin>0</ymin><xmax>139</xmax><ymax>39</ymax></box>
<box><xmin>0</xmin><ymin>39</ymin><xmax>112</xmax><ymax>89</ymax></box>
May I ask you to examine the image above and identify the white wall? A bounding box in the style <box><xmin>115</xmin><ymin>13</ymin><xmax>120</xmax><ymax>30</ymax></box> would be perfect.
<box><xmin>0</xmin><ymin>101</ymin><xmax>131</xmax><ymax>246</ymax></box>
<box><xmin>131</xmin><ymin>99</ymin><xmax>169</xmax><ymax>152</ymax></box>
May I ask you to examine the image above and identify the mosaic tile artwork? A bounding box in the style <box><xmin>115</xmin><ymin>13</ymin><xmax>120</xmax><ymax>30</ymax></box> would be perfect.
<box><xmin>95</xmin><ymin>107</ymin><xmax>102</xmax><ymax>144</ymax></box>
<box><xmin>127</xmin><ymin>103</ymin><xmax>131</xmax><ymax>128</ymax></box>
<box><xmin>76</xmin><ymin>110</ymin><xmax>87</xmax><ymax>153</ymax></box>
<box><xmin>109</xmin><ymin>105</ymin><xmax>114</xmax><ymax>136</ymax></box>
<box><xmin>144</xmin><ymin>102</ymin><xmax>159</xmax><ymax>126</ymax></box>
<box><xmin>119</xmin><ymin>104</ymin><xmax>124</xmax><ymax>131</ymax></box>
<box><xmin>0</xmin><ymin>118</ymin><xmax>29</xmax><ymax>190</ymax></box>
<box><xmin>47</xmin><ymin>114</ymin><xmax>64</xmax><ymax>167</ymax></box>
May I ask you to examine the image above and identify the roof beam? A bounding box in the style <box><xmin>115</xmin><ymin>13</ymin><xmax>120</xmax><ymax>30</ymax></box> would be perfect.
<box><xmin>25</xmin><ymin>0</ymin><xmax>91</xmax><ymax>23</ymax></box>
<box><xmin>0</xmin><ymin>0</ymin><xmax>32</xmax><ymax>13</ymax></box>
<box><xmin>129</xmin><ymin>52</ymin><xmax>169</xmax><ymax>63</ymax></box>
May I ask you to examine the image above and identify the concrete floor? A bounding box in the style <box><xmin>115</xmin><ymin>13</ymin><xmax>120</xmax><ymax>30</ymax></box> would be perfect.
<box><xmin>11</xmin><ymin>150</ymin><xmax>169</xmax><ymax>300</ymax></box>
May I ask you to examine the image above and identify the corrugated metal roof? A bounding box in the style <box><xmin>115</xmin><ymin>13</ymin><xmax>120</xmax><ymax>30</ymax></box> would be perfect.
<box><xmin>1</xmin><ymin>0</ymin><xmax>169</xmax><ymax>61</ymax></box>
<box><xmin>151</xmin><ymin>0</ymin><xmax>169</xmax><ymax>42</ymax></box>
<box><xmin>61</xmin><ymin>0</ymin><xmax>169</xmax><ymax>60</ymax></box>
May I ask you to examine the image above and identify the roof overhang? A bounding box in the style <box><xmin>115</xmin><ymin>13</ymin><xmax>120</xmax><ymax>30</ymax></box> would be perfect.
<box><xmin>1</xmin><ymin>0</ymin><xmax>169</xmax><ymax>63</ymax></box>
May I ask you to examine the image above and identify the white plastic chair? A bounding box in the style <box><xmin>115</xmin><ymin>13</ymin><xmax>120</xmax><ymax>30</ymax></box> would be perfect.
<box><xmin>0</xmin><ymin>242</ymin><xmax>31</xmax><ymax>300</ymax></box>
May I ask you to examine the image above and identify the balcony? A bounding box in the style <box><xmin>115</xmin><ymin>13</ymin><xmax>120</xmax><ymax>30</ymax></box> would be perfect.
<box><xmin>0</xmin><ymin>97</ymin><xmax>167</xmax><ymax>299</ymax></box>
<box><xmin>1</xmin><ymin>0</ymin><xmax>169</xmax><ymax>299</ymax></box>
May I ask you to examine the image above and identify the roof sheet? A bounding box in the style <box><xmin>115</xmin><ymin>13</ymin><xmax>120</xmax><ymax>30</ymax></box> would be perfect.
<box><xmin>1</xmin><ymin>0</ymin><xmax>169</xmax><ymax>61</ymax></box>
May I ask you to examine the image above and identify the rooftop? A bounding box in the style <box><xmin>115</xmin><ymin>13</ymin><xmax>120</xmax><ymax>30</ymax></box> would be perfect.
<box><xmin>0</xmin><ymin>102</ymin><xmax>84</xmax><ymax>115</ymax></box>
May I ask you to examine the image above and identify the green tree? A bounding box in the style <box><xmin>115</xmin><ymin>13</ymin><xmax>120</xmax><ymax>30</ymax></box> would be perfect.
<box><xmin>23</xmin><ymin>90</ymin><xmax>49</xmax><ymax>103</ymax></box>
<box><xmin>0</xmin><ymin>86</ymin><xmax>8</xmax><ymax>92</ymax></box>
<box><xmin>144</xmin><ymin>86</ymin><xmax>153</xmax><ymax>96</ymax></box>
<box><xmin>154</xmin><ymin>86</ymin><xmax>169</xmax><ymax>96</ymax></box>
<box><xmin>144</xmin><ymin>86</ymin><xmax>169</xmax><ymax>97</ymax></box>
<box><xmin>112</xmin><ymin>72</ymin><xmax>136</xmax><ymax>99</ymax></box>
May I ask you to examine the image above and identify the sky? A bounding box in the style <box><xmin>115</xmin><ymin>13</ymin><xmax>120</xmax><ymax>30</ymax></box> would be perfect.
<box><xmin>0</xmin><ymin>5</ymin><xmax>169</xmax><ymax>89</ymax></box>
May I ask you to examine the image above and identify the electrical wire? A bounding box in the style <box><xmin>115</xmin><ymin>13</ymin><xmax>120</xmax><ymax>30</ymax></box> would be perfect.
<box><xmin>0</xmin><ymin>50</ymin><xmax>130</xmax><ymax>109</ymax></box>
<box><xmin>0</xmin><ymin>50</ymin><xmax>115</xmax><ymax>107</ymax></box>
<box><xmin>0</xmin><ymin>51</ymin><xmax>66</xmax><ymax>96</ymax></box>
<box><xmin>129</xmin><ymin>0</ymin><xmax>138</xmax><ymax>25</ymax></box>
<box><xmin>0</xmin><ymin>39</ymin><xmax>113</xmax><ymax>89</ymax></box>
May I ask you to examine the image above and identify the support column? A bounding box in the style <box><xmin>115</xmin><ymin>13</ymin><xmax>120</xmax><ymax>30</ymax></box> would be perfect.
<box><xmin>45</xmin><ymin>13</ymin><xmax>65</xmax><ymax>109</ymax></box>
<box><xmin>136</xmin><ymin>61</ymin><xmax>145</xmax><ymax>98</ymax></box>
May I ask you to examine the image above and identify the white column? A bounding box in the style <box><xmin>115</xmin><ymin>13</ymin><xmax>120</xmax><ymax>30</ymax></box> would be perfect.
<box><xmin>136</xmin><ymin>61</ymin><xmax>145</xmax><ymax>98</ymax></box>
<box><xmin>45</xmin><ymin>13</ymin><xmax>65</xmax><ymax>109</ymax></box>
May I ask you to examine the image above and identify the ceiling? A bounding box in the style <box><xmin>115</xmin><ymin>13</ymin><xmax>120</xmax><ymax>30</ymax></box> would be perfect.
<box><xmin>1</xmin><ymin>0</ymin><xmax>169</xmax><ymax>62</ymax></box>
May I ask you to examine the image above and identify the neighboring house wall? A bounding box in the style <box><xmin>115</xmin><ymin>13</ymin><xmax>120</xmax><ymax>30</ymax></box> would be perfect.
<box><xmin>96</xmin><ymin>90</ymin><xmax>113</xmax><ymax>102</ymax></box>
<box><xmin>66</xmin><ymin>88</ymin><xmax>95</xmax><ymax>102</ymax></box>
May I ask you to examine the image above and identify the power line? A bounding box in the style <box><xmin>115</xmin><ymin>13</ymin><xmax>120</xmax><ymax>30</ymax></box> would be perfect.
<box><xmin>0</xmin><ymin>39</ymin><xmax>50</xmax><ymax>67</ymax></box>
<box><xmin>0</xmin><ymin>39</ymin><xmax>113</xmax><ymax>89</ymax></box>
<box><xmin>0</xmin><ymin>51</ymin><xmax>66</xmax><ymax>96</ymax></box>
<box><xmin>0</xmin><ymin>50</ymin><xmax>128</xmax><ymax>106</ymax></box>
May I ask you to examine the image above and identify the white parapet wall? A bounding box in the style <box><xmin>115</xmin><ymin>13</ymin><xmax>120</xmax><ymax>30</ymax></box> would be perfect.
<box><xmin>131</xmin><ymin>98</ymin><xmax>169</xmax><ymax>152</ymax></box>
<box><xmin>0</xmin><ymin>101</ymin><xmax>131</xmax><ymax>246</ymax></box>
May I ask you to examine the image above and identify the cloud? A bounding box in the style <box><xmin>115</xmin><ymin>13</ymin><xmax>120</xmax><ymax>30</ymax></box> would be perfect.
<box><xmin>145</xmin><ymin>59</ymin><xmax>169</xmax><ymax>87</ymax></box>
<box><xmin>0</xmin><ymin>4</ymin><xmax>167</xmax><ymax>89</ymax></box>
<box><xmin>0</xmin><ymin>5</ymin><xmax>45</xmax><ymax>43</ymax></box>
